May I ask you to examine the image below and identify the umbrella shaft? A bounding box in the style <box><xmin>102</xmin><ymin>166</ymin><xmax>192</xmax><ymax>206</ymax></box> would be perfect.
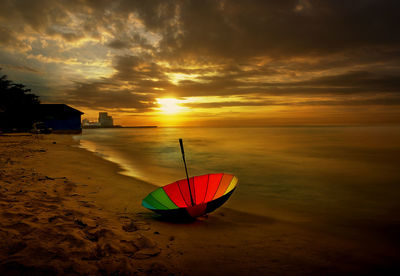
<box><xmin>179</xmin><ymin>139</ymin><xmax>195</xmax><ymax>206</ymax></box>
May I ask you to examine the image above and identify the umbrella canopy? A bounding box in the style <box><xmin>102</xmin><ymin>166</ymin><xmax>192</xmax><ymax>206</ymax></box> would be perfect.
<box><xmin>142</xmin><ymin>173</ymin><xmax>238</xmax><ymax>218</ymax></box>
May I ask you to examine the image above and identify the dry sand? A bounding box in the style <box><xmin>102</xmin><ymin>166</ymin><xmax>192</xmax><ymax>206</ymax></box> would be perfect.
<box><xmin>0</xmin><ymin>134</ymin><xmax>399</xmax><ymax>275</ymax></box>
<box><xmin>0</xmin><ymin>134</ymin><xmax>175</xmax><ymax>275</ymax></box>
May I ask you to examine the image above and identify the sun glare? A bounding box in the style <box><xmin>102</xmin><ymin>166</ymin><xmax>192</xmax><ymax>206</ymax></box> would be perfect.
<box><xmin>157</xmin><ymin>98</ymin><xmax>185</xmax><ymax>114</ymax></box>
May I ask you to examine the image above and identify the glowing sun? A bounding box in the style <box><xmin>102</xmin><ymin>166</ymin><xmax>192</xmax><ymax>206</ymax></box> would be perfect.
<box><xmin>157</xmin><ymin>98</ymin><xmax>185</xmax><ymax>114</ymax></box>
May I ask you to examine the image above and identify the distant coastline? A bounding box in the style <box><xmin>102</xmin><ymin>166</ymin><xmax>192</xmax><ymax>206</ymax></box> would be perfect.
<box><xmin>82</xmin><ymin>125</ymin><xmax>157</xmax><ymax>129</ymax></box>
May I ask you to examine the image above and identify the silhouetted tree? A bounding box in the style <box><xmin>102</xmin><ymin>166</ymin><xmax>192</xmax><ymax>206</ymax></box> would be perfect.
<box><xmin>0</xmin><ymin>69</ymin><xmax>40</xmax><ymax>132</ymax></box>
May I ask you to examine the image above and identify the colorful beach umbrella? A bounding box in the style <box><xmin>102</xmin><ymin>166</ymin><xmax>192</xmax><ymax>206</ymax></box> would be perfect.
<box><xmin>142</xmin><ymin>139</ymin><xmax>238</xmax><ymax>218</ymax></box>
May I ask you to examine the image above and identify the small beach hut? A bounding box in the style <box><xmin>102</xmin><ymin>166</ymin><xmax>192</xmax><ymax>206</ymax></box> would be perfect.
<box><xmin>35</xmin><ymin>104</ymin><xmax>84</xmax><ymax>134</ymax></box>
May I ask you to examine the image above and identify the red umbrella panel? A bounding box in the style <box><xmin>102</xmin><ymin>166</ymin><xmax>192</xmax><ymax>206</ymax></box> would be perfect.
<box><xmin>142</xmin><ymin>173</ymin><xmax>238</xmax><ymax>218</ymax></box>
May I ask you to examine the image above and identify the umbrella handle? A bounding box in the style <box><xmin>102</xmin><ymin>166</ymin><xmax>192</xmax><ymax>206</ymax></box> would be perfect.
<box><xmin>179</xmin><ymin>139</ymin><xmax>195</xmax><ymax>206</ymax></box>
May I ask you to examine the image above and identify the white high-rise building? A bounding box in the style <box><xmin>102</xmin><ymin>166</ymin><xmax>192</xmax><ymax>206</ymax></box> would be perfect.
<box><xmin>98</xmin><ymin>112</ymin><xmax>113</xmax><ymax>127</ymax></box>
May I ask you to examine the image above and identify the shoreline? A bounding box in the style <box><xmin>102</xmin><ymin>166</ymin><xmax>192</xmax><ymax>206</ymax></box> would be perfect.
<box><xmin>0</xmin><ymin>134</ymin><xmax>178</xmax><ymax>275</ymax></box>
<box><xmin>74</xmin><ymin>129</ymin><xmax>400</xmax><ymax>235</ymax></box>
<box><xmin>74</xmin><ymin>134</ymin><xmax>308</xmax><ymax>224</ymax></box>
<box><xmin>1</xmin><ymin>134</ymin><xmax>399</xmax><ymax>275</ymax></box>
<box><xmin>73</xmin><ymin>136</ymin><xmax>158</xmax><ymax>191</ymax></box>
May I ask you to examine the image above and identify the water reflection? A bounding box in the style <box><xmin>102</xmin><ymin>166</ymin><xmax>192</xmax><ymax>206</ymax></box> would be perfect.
<box><xmin>74</xmin><ymin>126</ymin><xmax>400</xmax><ymax>226</ymax></box>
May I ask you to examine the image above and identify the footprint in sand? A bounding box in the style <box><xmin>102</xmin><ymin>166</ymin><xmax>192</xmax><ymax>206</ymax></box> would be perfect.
<box><xmin>4</xmin><ymin>222</ymin><xmax>33</xmax><ymax>236</ymax></box>
<box><xmin>6</xmin><ymin>241</ymin><xmax>27</xmax><ymax>255</ymax></box>
<box><xmin>122</xmin><ymin>221</ymin><xmax>138</xmax><ymax>232</ymax></box>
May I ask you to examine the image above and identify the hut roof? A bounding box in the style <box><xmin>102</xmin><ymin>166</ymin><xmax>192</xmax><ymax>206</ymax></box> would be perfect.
<box><xmin>36</xmin><ymin>104</ymin><xmax>84</xmax><ymax>116</ymax></box>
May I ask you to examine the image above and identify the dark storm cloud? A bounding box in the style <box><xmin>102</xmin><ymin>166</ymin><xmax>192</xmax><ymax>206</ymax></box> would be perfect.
<box><xmin>6</xmin><ymin>0</ymin><xmax>397</xmax><ymax>59</ymax></box>
<box><xmin>149</xmin><ymin>0</ymin><xmax>400</xmax><ymax>60</ymax></box>
<box><xmin>0</xmin><ymin>0</ymin><xmax>77</xmax><ymax>39</ymax></box>
<box><xmin>1</xmin><ymin>0</ymin><xmax>400</xmax><ymax>111</ymax></box>
<box><xmin>62</xmin><ymin>80</ymin><xmax>156</xmax><ymax>111</ymax></box>
<box><xmin>1</xmin><ymin>64</ymin><xmax>39</xmax><ymax>73</ymax></box>
<box><xmin>296</xmin><ymin>71</ymin><xmax>400</xmax><ymax>92</ymax></box>
<box><xmin>112</xmin><ymin>55</ymin><xmax>173</xmax><ymax>93</ymax></box>
<box><xmin>108</xmin><ymin>0</ymin><xmax>400</xmax><ymax>101</ymax></box>
<box><xmin>169</xmin><ymin>70</ymin><xmax>400</xmax><ymax>97</ymax></box>
<box><xmin>48</xmin><ymin>54</ymin><xmax>168</xmax><ymax>112</ymax></box>
<box><xmin>107</xmin><ymin>33</ymin><xmax>156</xmax><ymax>50</ymax></box>
<box><xmin>185</xmin><ymin>95</ymin><xmax>400</xmax><ymax>108</ymax></box>
<box><xmin>113</xmin><ymin>55</ymin><xmax>164</xmax><ymax>82</ymax></box>
<box><xmin>107</xmin><ymin>40</ymin><xmax>131</xmax><ymax>50</ymax></box>
<box><xmin>0</xmin><ymin>26</ymin><xmax>31</xmax><ymax>50</ymax></box>
<box><xmin>2</xmin><ymin>0</ymin><xmax>399</xmax><ymax>59</ymax></box>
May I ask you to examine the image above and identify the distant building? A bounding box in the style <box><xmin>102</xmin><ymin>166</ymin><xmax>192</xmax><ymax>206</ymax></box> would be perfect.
<box><xmin>98</xmin><ymin>112</ymin><xmax>113</xmax><ymax>127</ymax></box>
<box><xmin>82</xmin><ymin>112</ymin><xmax>115</xmax><ymax>129</ymax></box>
<box><xmin>82</xmin><ymin>118</ymin><xmax>100</xmax><ymax>127</ymax></box>
<box><xmin>35</xmin><ymin>104</ymin><xmax>84</xmax><ymax>134</ymax></box>
<box><xmin>82</xmin><ymin>118</ymin><xmax>90</xmax><ymax>126</ymax></box>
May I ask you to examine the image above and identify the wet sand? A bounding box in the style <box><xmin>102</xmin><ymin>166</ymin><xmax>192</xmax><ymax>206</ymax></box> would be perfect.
<box><xmin>0</xmin><ymin>134</ymin><xmax>399</xmax><ymax>275</ymax></box>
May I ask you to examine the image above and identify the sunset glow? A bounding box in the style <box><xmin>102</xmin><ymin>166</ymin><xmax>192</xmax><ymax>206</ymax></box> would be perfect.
<box><xmin>157</xmin><ymin>98</ymin><xmax>186</xmax><ymax>115</ymax></box>
<box><xmin>0</xmin><ymin>1</ymin><xmax>398</xmax><ymax>126</ymax></box>
<box><xmin>1</xmin><ymin>2</ymin><xmax>400</xmax><ymax>274</ymax></box>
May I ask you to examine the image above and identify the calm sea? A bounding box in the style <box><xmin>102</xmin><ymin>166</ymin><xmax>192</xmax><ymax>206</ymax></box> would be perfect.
<box><xmin>74</xmin><ymin>126</ymin><xmax>400</xmax><ymax>230</ymax></box>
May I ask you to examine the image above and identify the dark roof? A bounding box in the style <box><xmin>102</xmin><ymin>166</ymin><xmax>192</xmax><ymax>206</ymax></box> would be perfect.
<box><xmin>36</xmin><ymin>104</ymin><xmax>84</xmax><ymax>115</ymax></box>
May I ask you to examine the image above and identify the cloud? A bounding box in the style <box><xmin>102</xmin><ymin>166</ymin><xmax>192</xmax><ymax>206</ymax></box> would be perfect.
<box><xmin>296</xmin><ymin>71</ymin><xmax>400</xmax><ymax>92</ymax></box>
<box><xmin>107</xmin><ymin>39</ymin><xmax>131</xmax><ymax>49</ymax></box>
<box><xmin>0</xmin><ymin>64</ymin><xmax>39</xmax><ymax>73</ymax></box>
<box><xmin>62</xmin><ymin>80</ymin><xmax>156</xmax><ymax>111</ymax></box>
<box><xmin>169</xmin><ymin>69</ymin><xmax>400</xmax><ymax>97</ymax></box>
<box><xmin>0</xmin><ymin>26</ymin><xmax>31</xmax><ymax>51</ymax></box>
<box><xmin>184</xmin><ymin>95</ymin><xmax>400</xmax><ymax>109</ymax></box>
<box><xmin>3</xmin><ymin>0</ymin><xmax>400</xmax><ymax>61</ymax></box>
<box><xmin>0</xmin><ymin>0</ymin><xmax>400</xmax><ymax>124</ymax></box>
<box><xmin>148</xmin><ymin>0</ymin><xmax>400</xmax><ymax>61</ymax></box>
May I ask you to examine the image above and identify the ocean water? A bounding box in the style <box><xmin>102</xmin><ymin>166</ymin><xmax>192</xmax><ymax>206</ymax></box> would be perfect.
<box><xmin>74</xmin><ymin>126</ymin><xmax>400</xmax><ymax>229</ymax></box>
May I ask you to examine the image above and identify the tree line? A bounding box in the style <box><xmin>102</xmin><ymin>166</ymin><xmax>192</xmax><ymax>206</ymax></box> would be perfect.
<box><xmin>0</xmin><ymin>69</ymin><xmax>41</xmax><ymax>132</ymax></box>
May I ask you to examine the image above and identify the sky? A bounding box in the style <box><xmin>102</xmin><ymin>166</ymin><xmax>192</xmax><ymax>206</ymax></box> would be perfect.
<box><xmin>1</xmin><ymin>0</ymin><xmax>400</xmax><ymax>126</ymax></box>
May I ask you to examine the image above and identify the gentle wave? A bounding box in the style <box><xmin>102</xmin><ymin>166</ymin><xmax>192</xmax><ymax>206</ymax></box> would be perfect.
<box><xmin>74</xmin><ymin>126</ymin><xmax>400</xmax><ymax>225</ymax></box>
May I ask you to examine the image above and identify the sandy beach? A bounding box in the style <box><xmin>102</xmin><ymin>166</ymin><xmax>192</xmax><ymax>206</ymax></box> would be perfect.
<box><xmin>1</xmin><ymin>134</ymin><xmax>399</xmax><ymax>275</ymax></box>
